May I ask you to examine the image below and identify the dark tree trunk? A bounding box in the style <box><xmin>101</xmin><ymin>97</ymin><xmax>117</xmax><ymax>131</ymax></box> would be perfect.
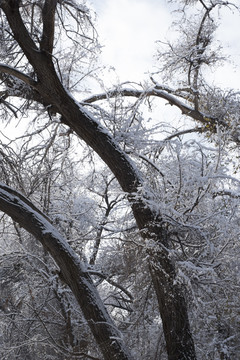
<box><xmin>149</xmin><ymin>254</ymin><xmax>196</xmax><ymax>360</ymax></box>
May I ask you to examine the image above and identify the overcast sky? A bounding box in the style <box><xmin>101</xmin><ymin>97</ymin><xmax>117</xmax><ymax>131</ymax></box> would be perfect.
<box><xmin>91</xmin><ymin>0</ymin><xmax>172</xmax><ymax>82</ymax></box>
<box><xmin>90</xmin><ymin>0</ymin><xmax>240</xmax><ymax>89</ymax></box>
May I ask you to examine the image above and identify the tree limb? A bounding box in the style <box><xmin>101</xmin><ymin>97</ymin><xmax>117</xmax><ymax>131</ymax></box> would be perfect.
<box><xmin>0</xmin><ymin>182</ymin><xmax>133</xmax><ymax>360</ymax></box>
<box><xmin>83</xmin><ymin>87</ymin><xmax>217</xmax><ymax>124</ymax></box>
<box><xmin>0</xmin><ymin>1</ymin><xmax>39</xmax><ymax>69</ymax></box>
<box><xmin>88</xmin><ymin>269</ymin><xmax>133</xmax><ymax>301</ymax></box>
<box><xmin>83</xmin><ymin>86</ymin><xmax>237</xmax><ymax>143</ymax></box>
<box><xmin>0</xmin><ymin>63</ymin><xmax>37</xmax><ymax>87</ymax></box>
<box><xmin>40</xmin><ymin>0</ymin><xmax>58</xmax><ymax>54</ymax></box>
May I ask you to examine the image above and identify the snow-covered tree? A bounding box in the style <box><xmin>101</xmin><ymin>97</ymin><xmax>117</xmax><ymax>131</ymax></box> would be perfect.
<box><xmin>0</xmin><ymin>1</ymin><xmax>239</xmax><ymax>359</ymax></box>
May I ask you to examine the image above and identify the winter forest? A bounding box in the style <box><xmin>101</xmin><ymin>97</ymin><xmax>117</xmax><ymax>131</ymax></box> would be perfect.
<box><xmin>0</xmin><ymin>0</ymin><xmax>239</xmax><ymax>359</ymax></box>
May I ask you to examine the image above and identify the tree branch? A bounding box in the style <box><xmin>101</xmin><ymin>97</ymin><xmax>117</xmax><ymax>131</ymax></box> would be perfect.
<box><xmin>83</xmin><ymin>86</ymin><xmax>233</xmax><ymax>138</ymax></box>
<box><xmin>88</xmin><ymin>269</ymin><xmax>133</xmax><ymax>301</ymax></box>
<box><xmin>40</xmin><ymin>0</ymin><xmax>58</xmax><ymax>54</ymax></box>
<box><xmin>213</xmin><ymin>190</ymin><xmax>240</xmax><ymax>199</ymax></box>
<box><xmin>0</xmin><ymin>67</ymin><xmax>58</xmax><ymax>113</ymax></box>
<box><xmin>83</xmin><ymin>87</ymin><xmax>215</xmax><ymax>122</ymax></box>
<box><xmin>0</xmin><ymin>1</ymin><xmax>39</xmax><ymax>69</ymax></box>
<box><xmin>0</xmin><ymin>182</ymin><xmax>133</xmax><ymax>360</ymax></box>
<box><xmin>0</xmin><ymin>63</ymin><xmax>37</xmax><ymax>87</ymax></box>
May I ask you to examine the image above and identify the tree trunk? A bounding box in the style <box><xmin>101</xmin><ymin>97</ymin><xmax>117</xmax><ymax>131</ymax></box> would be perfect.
<box><xmin>149</xmin><ymin>255</ymin><xmax>196</xmax><ymax>360</ymax></box>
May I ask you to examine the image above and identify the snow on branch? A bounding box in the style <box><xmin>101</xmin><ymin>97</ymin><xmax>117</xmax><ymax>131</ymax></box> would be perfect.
<box><xmin>83</xmin><ymin>86</ymin><xmax>224</xmax><ymax>129</ymax></box>
<box><xmin>0</xmin><ymin>63</ymin><xmax>37</xmax><ymax>87</ymax></box>
<box><xmin>0</xmin><ymin>182</ymin><xmax>132</xmax><ymax>360</ymax></box>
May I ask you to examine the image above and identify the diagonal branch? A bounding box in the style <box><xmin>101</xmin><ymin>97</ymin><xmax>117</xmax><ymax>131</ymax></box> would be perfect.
<box><xmin>0</xmin><ymin>63</ymin><xmax>37</xmax><ymax>87</ymax></box>
<box><xmin>88</xmin><ymin>269</ymin><xmax>133</xmax><ymax>301</ymax></box>
<box><xmin>0</xmin><ymin>1</ymin><xmax>39</xmax><ymax>69</ymax></box>
<box><xmin>0</xmin><ymin>182</ymin><xmax>133</xmax><ymax>360</ymax></box>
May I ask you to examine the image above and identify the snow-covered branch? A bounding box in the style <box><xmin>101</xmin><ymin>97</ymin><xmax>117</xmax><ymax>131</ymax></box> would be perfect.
<box><xmin>0</xmin><ymin>63</ymin><xmax>37</xmax><ymax>87</ymax></box>
<box><xmin>83</xmin><ymin>86</ymin><xmax>226</xmax><ymax>130</ymax></box>
<box><xmin>0</xmin><ymin>182</ymin><xmax>133</xmax><ymax>360</ymax></box>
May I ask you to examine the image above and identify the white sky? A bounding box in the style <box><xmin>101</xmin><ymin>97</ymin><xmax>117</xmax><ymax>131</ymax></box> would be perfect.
<box><xmin>90</xmin><ymin>0</ymin><xmax>240</xmax><ymax>89</ymax></box>
<box><xmin>91</xmin><ymin>0</ymin><xmax>172</xmax><ymax>82</ymax></box>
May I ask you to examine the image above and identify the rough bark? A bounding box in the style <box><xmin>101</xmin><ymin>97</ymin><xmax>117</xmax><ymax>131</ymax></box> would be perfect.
<box><xmin>149</xmin><ymin>246</ymin><xmax>196</xmax><ymax>360</ymax></box>
<box><xmin>0</xmin><ymin>2</ymin><xmax>197</xmax><ymax>359</ymax></box>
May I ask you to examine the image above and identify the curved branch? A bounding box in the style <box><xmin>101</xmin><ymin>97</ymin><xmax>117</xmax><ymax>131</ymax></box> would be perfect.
<box><xmin>83</xmin><ymin>87</ymin><xmax>214</xmax><ymax>122</ymax></box>
<box><xmin>0</xmin><ymin>182</ymin><xmax>133</xmax><ymax>360</ymax></box>
<box><xmin>83</xmin><ymin>87</ymin><xmax>232</xmax><ymax>137</ymax></box>
<box><xmin>213</xmin><ymin>190</ymin><xmax>240</xmax><ymax>199</ymax></box>
<box><xmin>0</xmin><ymin>63</ymin><xmax>37</xmax><ymax>87</ymax></box>
<box><xmin>164</xmin><ymin>127</ymin><xmax>205</xmax><ymax>141</ymax></box>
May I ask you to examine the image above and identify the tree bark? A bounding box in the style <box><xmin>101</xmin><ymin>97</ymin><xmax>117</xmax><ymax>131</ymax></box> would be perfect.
<box><xmin>149</xmin><ymin>249</ymin><xmax>196</xmax><ymax>360</ymax></box>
